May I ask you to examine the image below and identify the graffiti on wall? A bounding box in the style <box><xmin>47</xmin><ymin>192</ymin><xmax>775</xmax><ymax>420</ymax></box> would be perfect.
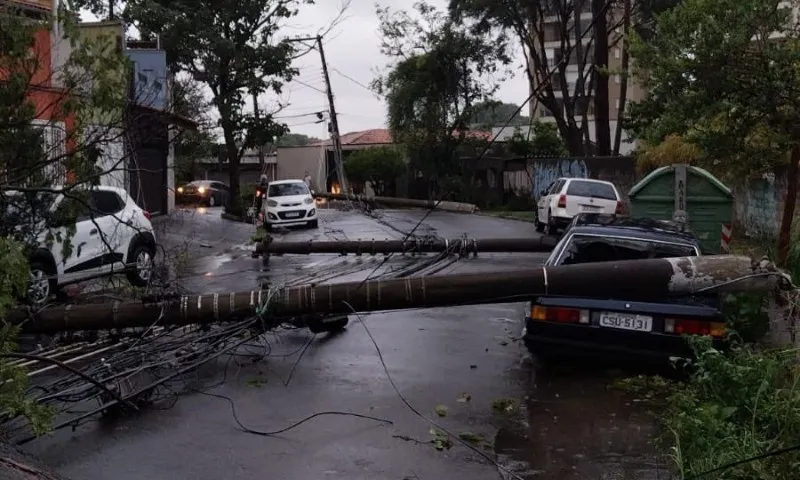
<box><xmin>530</xmin><ymin>158</ymin><xmax>588</xmax><ymax>198</ymax></box>
<box><xmin>743</xmin><ymin>178</ymin><xmax>779</xmax><ymax>237</ymax></box>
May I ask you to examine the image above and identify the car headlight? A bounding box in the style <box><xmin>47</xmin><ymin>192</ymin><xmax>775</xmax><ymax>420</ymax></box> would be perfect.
<box><xmin>177</xmin><ymin>187</ymin><xmax>183</xmax><ymax>193</ymax></box>
<box><xmin>198</xmin><ymin>187</ymin><xmax>206</xmax><ymax>194</ymax></box>
<box><xmin>304</xmin><ymin>197</ymin><xmax>313</xmax><ymax>204</ymax></box>
<box><xmin>267</xmin><ymin>199</ymin><xmax>278</xmax><ymax>207</ymax></box>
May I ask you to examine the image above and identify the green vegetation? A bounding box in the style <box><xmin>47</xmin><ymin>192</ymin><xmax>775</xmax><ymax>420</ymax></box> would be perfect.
<box><xmin>374</xmin><ymin>1</ymin><xmax>508</xmax><ymax>193</ymax></box>
<box><xmin>627</xmin><ymin>0</ymin><xmax>800</xmax><ymax>265</ymax></box>
<box><xmin>343</xmin><ymin>146</ymin><xmax>406</xmax><ymax>196</ymax></box>
<box><xmin>126</xmin><ymin>0</ymin><xmax>304</xmax><ymax>217</ymax></box>
<box><xmin>1</xmin><ymin>1</ymin><xmax>129</xmax><ymax>434</ymax></box>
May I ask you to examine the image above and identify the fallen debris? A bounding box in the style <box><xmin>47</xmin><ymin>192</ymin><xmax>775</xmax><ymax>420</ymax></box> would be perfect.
<box><xmin>5</xmin><ymin>255</ymin><xmax>788</xmax><ymax>334</ymax></box>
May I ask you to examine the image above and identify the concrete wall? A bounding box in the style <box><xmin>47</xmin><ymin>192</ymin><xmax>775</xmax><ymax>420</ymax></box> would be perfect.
<box><xmin>276</xmin><ymin>146</ymin><xmax>326</xmax><ymax>191</ymax></box>
<box><xmin>504</xmin><ymin>156</ymin><xmax>637</xmax><ymax>200</ymax></box>
<box><xmin>733</xmin><ymin>170</ymin><xmax>792</xmax><ymax>238</ymax></box>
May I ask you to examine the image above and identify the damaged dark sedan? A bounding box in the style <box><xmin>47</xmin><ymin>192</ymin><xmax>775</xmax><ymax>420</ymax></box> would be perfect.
<box><xmin>523</xmin><ymin>215</ymin><xmax>726</xmax><ymax>362</ymax></box>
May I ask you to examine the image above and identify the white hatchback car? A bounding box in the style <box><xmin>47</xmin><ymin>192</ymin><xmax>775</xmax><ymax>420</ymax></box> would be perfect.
<box><xmin>262</xmin><ymin>179</ymin><xmax>318</xmax><ymax>231</ymax></box>
<box><xmin>5</xmin><ymin>186</ymin><xmax>157</xmax><ymax>304</ymax></box>
<box><xmin>536</xmin><ymin>178</ymin><xmax>623</xmax><ymax>235</ymax></box>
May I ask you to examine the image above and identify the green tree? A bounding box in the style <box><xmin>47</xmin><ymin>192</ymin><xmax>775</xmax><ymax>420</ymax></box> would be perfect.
<box><xmin>1</xmin><ymin>2</ymin><xmax>129</xmax><ymax>434</ymax></box>
<box><xmin>469</xmin><ymin>100</ymin><xmax>530</xmax><ymax>128</ymax></box>
<box><xmin>375</xmin><ymin>1</ymin><xmax>509</xmax><ymax>197</ymax></box>
<box><xmin>627</xmin><ymin>0</ymin><xmax>800</xmax><ymax>265</ymax></box>
<box><xmin>448</xmin><ymin>0</ymin><xmax>681</xmax><ymax>156</ymax></box>
<box><xmin>275</xmin><ymin>132</ymin><xmax>320</xmax><ymax>146</ymax></box>
<box><xmin>506</xmin><ymin>122</ymin><xmax>569</xmax><ymax>158</ymax></box>
<box><xmin>171</xmin><ymin>76</ymin><xmax>215</xmax><ymax>183</ymax></box>
<box><xmin>126</xmin><ymin>0</ymin><xmax>305</xmax><ymax>216</ymax></box>
<box><xmin>343</xmin><ymin>146</ymin><xmax>406</xmax><ymax>196</ymax></box>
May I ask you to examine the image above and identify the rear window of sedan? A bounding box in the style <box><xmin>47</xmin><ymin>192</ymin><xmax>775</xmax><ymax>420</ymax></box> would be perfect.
<box><xmin>557</xmin><ymin>234</ymin><xmax>698</xmax><ymax>266</ymax></box>
<box><xmin>566</xmin><ymin>181</ymin><xmax>618</xmax><ymax>200</ymax></box>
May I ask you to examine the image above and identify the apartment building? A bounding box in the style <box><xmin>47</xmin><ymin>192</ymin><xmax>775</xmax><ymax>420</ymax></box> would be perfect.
<box><xmin>529</xmin><ymin>0</ymin><xmax>645</xmax><ymax>153</ymax></box>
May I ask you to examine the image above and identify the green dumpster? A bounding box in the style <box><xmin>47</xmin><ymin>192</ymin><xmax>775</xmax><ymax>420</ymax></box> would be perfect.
<box><xmin>628</xmin><ymin>164</ymin><xmax>734</xmax><ymax>254</ymax></box>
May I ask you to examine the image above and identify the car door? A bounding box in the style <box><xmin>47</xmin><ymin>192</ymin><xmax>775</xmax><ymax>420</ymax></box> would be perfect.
<box><xmin>538</xmin><ymin>179</ymin><xmax>563</xmax><ymax>222</ymax></box>
<box><xmin>51</xmin><ymin>195</ymin><xmax>101</xmax><ymax>282</ymax></box>
<box><xmin>90</xmin><ymin>190</ymin><xmax>129</xmax><ymax>272</ymax></box>
<box><xmin>537</xmin><ymin>181</ymin><xmax>554</xmax><ymax>223</ymax></box>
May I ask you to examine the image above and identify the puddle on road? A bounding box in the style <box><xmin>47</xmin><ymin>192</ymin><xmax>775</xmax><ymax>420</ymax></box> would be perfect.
<box><xmin>495</xmin><ymin>364</ymin><xmax>671</xmax><ymax>480</ymax></box>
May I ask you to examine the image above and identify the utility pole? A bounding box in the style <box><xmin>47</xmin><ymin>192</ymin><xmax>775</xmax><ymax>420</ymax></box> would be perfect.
<box><xmin>252</xmin><ymin>91</ymin><xmax>266</xmax><ymax>172</ymax></box>
<box><xmin>316</xmin><ymin>35</ymin><xmax>348</xmax><ymax>194</ymax></box>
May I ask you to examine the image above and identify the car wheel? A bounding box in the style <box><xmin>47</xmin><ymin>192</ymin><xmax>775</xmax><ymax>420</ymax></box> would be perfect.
<box><xmin>126</xmin><ymin>243</ymin><xmax>155</xmax><ymax>287</ymax></box>
<box><xmin>543</xmin><ymin>210</ymin><xmax>553</xmax><ymax>236</ymax></box>
<box><xmin>27</xmin><ymin>260</ymin><xmax>56</xmax><ymax>306</ymax></box>
<box><xmin>535</xmin><ymin>216</ymin><xmax>545</xmax><ymax>233</ymax></box>
<box><xmin>307</xmin><ymin>219</ymin><xmax>318</xmax><ymax>229</ymax></box>
<box><xmin>208</xmin><ymin>195</ymin><xmax>216</xmax><ymax>207</ymax></box>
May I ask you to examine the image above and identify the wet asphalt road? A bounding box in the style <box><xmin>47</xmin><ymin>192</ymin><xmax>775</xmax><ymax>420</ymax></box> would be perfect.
<box><xmin>24</xmin><ymin>206</ymin><xmax>667</xmax><ymax>479</ymax></box>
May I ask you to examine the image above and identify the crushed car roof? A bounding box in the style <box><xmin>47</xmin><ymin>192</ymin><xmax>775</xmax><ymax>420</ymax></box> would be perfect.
<box><xmin>567</xmin><ymin>214</ymin><xmax>698</xmax><ymax>244</ymax></box>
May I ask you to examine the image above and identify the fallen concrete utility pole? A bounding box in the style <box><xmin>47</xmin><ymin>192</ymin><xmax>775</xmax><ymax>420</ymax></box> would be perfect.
<box><xmin>5</xmin><ymin>256</ymin><xmax>787</xmax><ymax>334</ymax></box>
<box><xmin>315</xmin><ymin>192</ymin><xmax>478</xmax><ymax>214</ymax></box>
<box><xmin>255</xmin><ymin>237</ymin><xmax>557</xmax><ymax>256</ymax></box>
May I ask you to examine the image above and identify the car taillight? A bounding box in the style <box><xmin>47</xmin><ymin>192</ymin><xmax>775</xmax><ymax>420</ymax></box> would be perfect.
<box><xmin>143</xmin><ymin>210</ymin><xmax>151</xmax><ymax>220</ymax></box>
<box><xmin>615</xmin><ymin>201</ymin><xmax>624</xmax><ymax>215</ymax></box>
<box><xmin>557</xmin><ymin>194</ymin><xmax>567</xmax><ymax>208</ymax></box>
<box><xmin>531</xmin><ymin>305</ymin><xmax>590</xmax><ymax>324</ymax></box>
<box><xmin>664</xmin><ymin>318</ymin><xmax>725</xmax><ymax>337</ymax></box>
<box><xmin>256</xmin><ymin>189</ymin><xmax>262</xmax><ymax>197</ymax></box>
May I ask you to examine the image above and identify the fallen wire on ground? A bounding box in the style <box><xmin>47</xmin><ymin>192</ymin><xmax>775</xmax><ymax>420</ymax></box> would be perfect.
<box><xmin>2</xmin><ymin>201</ymin><xmax>485</xmax><ymax>444</ymax></box>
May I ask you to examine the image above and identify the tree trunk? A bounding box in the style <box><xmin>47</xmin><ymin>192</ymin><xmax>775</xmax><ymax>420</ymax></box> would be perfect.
<box><xmin>777</xmin><ymin>145</ymin><xmax>799</xmax><ymax>266</ymax></box>
<box><xmin>613</xmin><ymin>0</ymin><xmax>632</xmax><ymax>156</ymax></box>
<box><xmin>592</xmin><ymin>0</ymin><xmax>611</xmax><ymax>156</ymax></box>
<box><xmin>222</xmin><ymin>127</ymin><xmax>242</xmax><ymax>216</ymax></box>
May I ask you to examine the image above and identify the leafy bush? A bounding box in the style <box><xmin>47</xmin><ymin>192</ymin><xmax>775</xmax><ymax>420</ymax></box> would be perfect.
<box><xmin>665</xmin><ymin>337</ymin><xmax>800</xmax><ymax>479</ymax></box>
<box><xmin>344</xmin><ymin>146</ymin><xmax>407</xmax><ymax>196</ymax></box>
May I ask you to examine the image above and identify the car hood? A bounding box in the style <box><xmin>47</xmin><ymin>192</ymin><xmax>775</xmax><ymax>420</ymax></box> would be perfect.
<box><xmin>270</xmin><ymin>194</ymin><xmax>311</xmax><ymax>204</ymax></box>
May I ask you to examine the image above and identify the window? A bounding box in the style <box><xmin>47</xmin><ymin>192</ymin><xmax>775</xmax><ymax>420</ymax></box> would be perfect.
<box><xmin>553</xmin><ymin>179</ymin><xmax>566</xmax><ymax>194</ymax></box>
<box><xmin>558</xmin><ymin>235</ymin><xmax>698</xmax><ymax>266</ymax></box>
<box><xmin>614</xmin><ymin>48</ymin><xmax>620</xmax><ymax>59</ymax></box>
<box><xmin>615</xmin><ymin>75</ymin><xmax>621</xmax><ymax>84</ymax></box>
<box><xmin>91</xmin><ymin>190</ymin><xmax>125</xmax><ymax>216</ymax></box>
<box><xmin>268</xmin><ymin>183</ymin><xmax>309</xmax><ymax>197</ymax></box>
<box><xmin>566</xmin><ymin>180</ymin><xmax>618</xmax><ymax>200</ymax></box>
<box><xmin>615</xmin><ymin>99</ymin><xmax>620</xmax><ymax>109</ymax></box>
<box><xmin>52</xmin><ymin>196</ymin><xmax>92</xmax><ymax>225</ymax></box>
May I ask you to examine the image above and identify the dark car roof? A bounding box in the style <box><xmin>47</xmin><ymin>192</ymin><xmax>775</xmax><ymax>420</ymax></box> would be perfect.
<box><xmin>566</xmin><ymin>214</ymin><xmax>699</xmax><ymax>245</ymax></box>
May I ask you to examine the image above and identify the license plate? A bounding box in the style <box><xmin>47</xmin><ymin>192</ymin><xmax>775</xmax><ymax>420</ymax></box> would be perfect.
<box><xmin>599</xmin><ymin>312</ymin><xmax>653</xmax><ymax>332</ymax></box>
<box><xmin>580</xmin><ymin>205</ymin><xmax>601</xmax><ymax>212</ymax></box>
<box><xmin>284</xmin><ymin>212</ymin><xmax>300</xmax><ymax>218</ymax></box>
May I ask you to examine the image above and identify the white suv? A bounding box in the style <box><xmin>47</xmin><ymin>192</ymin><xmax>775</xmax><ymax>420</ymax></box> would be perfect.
<box><xmin>6</xmin><ymin>186</ymin><xmax>157</xmax><ymax>304</ymax></box>
<box><xmin>262</xmin><ymin>180</ymin><xmax>318</xmax><ymax>231</ymax></box>
<box><xmin>536</xmin><ymin>178</ymin><xmax>623</xmax><ymax>235</ymax></box>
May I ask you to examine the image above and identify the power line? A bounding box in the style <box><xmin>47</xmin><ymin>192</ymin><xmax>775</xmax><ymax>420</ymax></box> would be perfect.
<box><xmin>274</xmin><ymin>111</ymin><xmax>326</xmax><ymax>120</ymax></box>
<box><xmin>291</xmin><ymin>78</ymin><xmax>326</xmax><ymax>94</ymax></box>
<box><xmin>330</xmin><ymin>67</ymin><xmax>376</xmax><ymax>96</ymax></box>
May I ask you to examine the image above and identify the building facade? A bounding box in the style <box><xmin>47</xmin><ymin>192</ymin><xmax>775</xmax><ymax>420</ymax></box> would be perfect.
<box><xmin>528</xmin><ymin>1</ymin><xmax>643</xmax><ymax>154</ymax></box>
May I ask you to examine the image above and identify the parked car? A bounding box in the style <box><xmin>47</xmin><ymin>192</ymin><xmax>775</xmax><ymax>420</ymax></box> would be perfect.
<box><xmin>262</xmin><ymin>179</ymin><xmax>318</xmax><ymax>231</ymax></box>
<box><xmin>536</xmin><ymin>178</ymin><xmax>623</xmax><ymax>235</ymax></box>
<box><xmin>176</xmin><ymin>180</ymin><xmax>229</xmax><ymax>207</ymax></box>
<box><xmin>522</xmin><ymin>215</ymin><xmax>725</xmax><ymax>362</ymax></box>
<box><xmin>4</xmin><ymin>186</ymin><xmax>157</xmax><ymax>305</ymax></box>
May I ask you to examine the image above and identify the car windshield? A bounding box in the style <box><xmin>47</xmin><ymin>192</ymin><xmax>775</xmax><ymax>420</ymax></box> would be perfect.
<box><xmin>566</xmin><ymin>181</ymin><xmax>617</xmax><ymax>200</ymax></box>
<box><xmin>187</xmin><ymin>181</ymin><xmax>211</xmax><ymax>188</ymax></box>
<box><xmin>557</xmin><ymin>234</ymin><xmax>698</xmax><ymax>266</ymax></box>
<box><xmin>268</xmin><ymin>183</ymin><xmax>309</xmax><ymax>197</ymax></box>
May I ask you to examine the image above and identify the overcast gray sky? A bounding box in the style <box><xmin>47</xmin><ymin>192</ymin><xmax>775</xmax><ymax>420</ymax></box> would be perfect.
<box><xmin>282</xmin><ymin>0</ymin><xmax>528</xmax><ymax>138</ymax></box>
<box><xmin>84</xmin><ymin>0</ymin><xmax>528</xmax><ymax>138</ymax></box>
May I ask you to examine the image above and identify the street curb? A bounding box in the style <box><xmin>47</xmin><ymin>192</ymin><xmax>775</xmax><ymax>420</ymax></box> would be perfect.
<box><xmin>477</xmin><ymin>212</ymin><xmax>537</xmax><ymax>224</ymax></box>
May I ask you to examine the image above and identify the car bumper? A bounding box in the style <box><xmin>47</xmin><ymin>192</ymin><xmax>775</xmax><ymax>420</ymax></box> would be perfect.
<box><xmin>265</xmin><ymin>207</ymin><xmax>317</xmax><ymax>226</ymax></box>
<box><xmin>176</xmin><ymin>194</ymin><xmax>209</xmax><ymax>204</ymax></box>
<box><xmin>522</xmin><ymin>317</ymin><xmax>725</xmax><ymax>361</ymax></box>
